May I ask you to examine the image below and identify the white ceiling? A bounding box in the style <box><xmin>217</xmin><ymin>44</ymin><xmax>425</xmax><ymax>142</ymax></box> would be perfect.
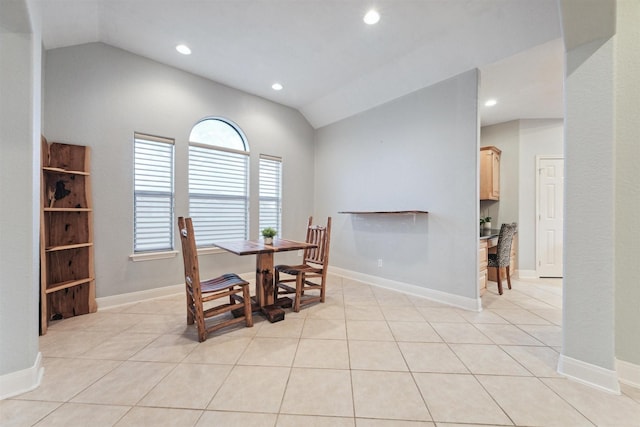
<box><xmin>40</xmin><ymin>0</ymin><xmax>565</xmax><ymax>129</ymax></box>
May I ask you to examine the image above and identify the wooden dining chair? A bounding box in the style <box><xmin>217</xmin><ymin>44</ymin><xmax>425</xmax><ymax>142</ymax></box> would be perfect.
<box><xmin>274</xmin><ymin>216</ymin><xmax>332</xmax><ymax>312</ymax></box>
<box><xmin>178</xmin><ymin>217</ymin><xmax>253</xmax><ymax>342</ymax></box>
<box><xmin>488</xmin><ymin>222</ymin><xmax>518</xmax><ymax>295</ymax></box>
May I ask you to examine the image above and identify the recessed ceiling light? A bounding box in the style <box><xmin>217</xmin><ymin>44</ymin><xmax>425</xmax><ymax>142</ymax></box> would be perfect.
<box><xmin>363</xmin><ymin>9</ymin><xmax>380</xmax><ymax>25</ymax></box>
<box><xmin>271</xmin><ymin>83</ymin><xmax>283</xmax><ymax>91</ymax></box>
<box><xmin>484</xmin><ymin>99</ymin><xmax>497</xmax><ymax>107</ymax></box>
<box><xmin>176</xmin><ymin>44</ymin><xmax>191</xmax><ymax>55</ymax></box>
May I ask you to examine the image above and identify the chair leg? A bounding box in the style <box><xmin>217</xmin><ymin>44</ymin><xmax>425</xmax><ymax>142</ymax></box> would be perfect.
<box><xmin>242</xmin><ymin>285</ymin><xmax>253</xmax><ymax>327</ymax></box>
<box><xmin>496</xmin><ymin>267</ymin><xmax>503</xmax><ymax>295</ymax></box>
<box><xmin>186</xmin><ymin>292</ymin><xmax>195</xmax><ymax>325</ymax></box>
<box><xmin>506</xmin><ymin>266</ymin><xmax>512</xmax><ymax>290</ymax></box>
<box><xmin>274</xmin><ymin>271</ymin><xmax>281</xmax><ymax>301</ymax></box>
<box><xmin>194</xmin><ymin>303</ymin><xmax>207</xmax><ymax>342</ymax></box>
<box><xmin>320</xmin><ymin>276</ymin><xmax>326</xmax><ymax>303</ymax></box>
<box><xmin>294</xmin><ymin>274</ymin><xmax>304</xmax><ymax>312</ymax></box>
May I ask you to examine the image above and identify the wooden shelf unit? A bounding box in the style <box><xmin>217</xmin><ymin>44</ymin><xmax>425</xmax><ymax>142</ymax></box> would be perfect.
<box><xmin>45</xmin><ymin>242</ymin><xmax>94</xmax><ymax>252</ymax></box>
<box><xmin>42</xmin><ymin>166</ymin><xmax>90</xmax><ymax>176</ymax></box>
<box><xmin>40</xmin><ymin>137</ymin><xmax>96</xmax><ymax>334</ymax></box>
<box><xmin>44</xmin><ymin>207</ymin><xmax>92</xmax><ymax>212</ymax></box>
<box><xmin>338</xmin><ymin>210</ymin><xmax>429</xmax><ymax>215</ymax></box>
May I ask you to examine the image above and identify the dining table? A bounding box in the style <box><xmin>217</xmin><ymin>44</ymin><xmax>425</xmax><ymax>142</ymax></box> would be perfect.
<box><xmin>213</xmin><ymin>237</ymin><xmax>317</xmax><ymax>322</ymax></box>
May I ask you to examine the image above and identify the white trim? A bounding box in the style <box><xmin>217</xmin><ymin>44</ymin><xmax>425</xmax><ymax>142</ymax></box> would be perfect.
<box><xmin>197</xmin><ymin>247</ymin><xmax>226</xmax><ymax>256</ymax></box>
<box><xmin>129</xmin><ymin>247</ymin><xmax>230</xmax><ymax>260</ymax></box>
<box><xmin>329</xmin><ymin>266</ymin><xmax>482</xmax><ymax>312</ymax></box>
<box><xmin>617</xmin><ymin>359</ymin><xmax>640</xmax><ymax>389</ymax></box>
<box><xmin>557</xmin><ymin>354</ymin><xmax>621</xmax><ymax>394</ymax></box>
<box><xmin>189</xmin><ymin>142</ymin><xmax>249</xmax><ymax>156</ymax></box>
<box><xmin>0</xmin><ymin>352</ymin><xmax>44</xmax><ymax>400</ymax></box>
<box><xmin>134</xmin><ymin>132</ymin><xmax>174</xmax><ymax>145</ymax></box>
<box><xmin>97</xmin><ymin>284</ymin><xmax>184</xmax><ymax>309</ymax></box>
<box><xmin>129</xmin><ymin>250</ymin><xmax>178</xmax><ymax>262</ymax></box>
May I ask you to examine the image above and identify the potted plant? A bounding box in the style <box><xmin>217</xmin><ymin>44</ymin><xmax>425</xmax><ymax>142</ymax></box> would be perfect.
<box><xmin>480</xmin><ymin>216</ymin><xmax>492</xmax><ymax>230</ymax></box>
<box><xmin>261</xmin><ymin>227</ymin><xmax>277</xmax><ymax>244</ymax></box>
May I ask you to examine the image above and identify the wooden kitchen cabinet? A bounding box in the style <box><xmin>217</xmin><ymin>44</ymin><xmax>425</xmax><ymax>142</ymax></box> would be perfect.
<box><xmin>479</xmin><ymin>239</ymin><xmax>489</xmax><ymax>293</ymax></box>
<box><xmin>480</xmin><ymin>146</ymin><xmax>501</xmax><ymax>200</ymax></box>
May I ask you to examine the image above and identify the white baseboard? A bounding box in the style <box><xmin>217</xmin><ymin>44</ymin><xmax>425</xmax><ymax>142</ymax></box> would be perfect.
<box><xmin>617</xmin><ymin>359</ymin><xmax>640</xmax><ymax>389</ymax></box>
<box><xmin>0</xmin><ymin>352</ymin><xmax>44</xmax><ymax>400</ymax></box>
<box><xmin>96</xmin><ymin>284</ymin><xmax>184</xmax><ymax>309</ymax></box>
<box><xmin>517</xmin><ymin>269</ymin><xmax>538</xmax><ymax>279</ymax></box>
<box><xmin>329</xmin><ymin>266</ymin><xmax>481</xmax><ymax>312</ymax></box>
<box><xmin>558</xmin><ymin>354</ymin><xmax>621</xmax><ymax>394</ymax></box>
<box><xmin>97</xmin><ymin>268</ymin><xmax>481</xmax><ymax>313</ymax></box>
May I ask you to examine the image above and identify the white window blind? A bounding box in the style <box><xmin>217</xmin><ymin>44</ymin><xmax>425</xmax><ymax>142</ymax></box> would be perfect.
<box><xmin>133</xmin><ymin>133</ymin><xmax>174</xmax><ymax>252</ymax></box>
<box><xmin>188</xmin><ymin>118</ymin><xmax>249</xmax><ymax>246</ymax></box>
<box><xmin>259</xmin><ymin>155</ymin><xmax>282</xmax><ymax>236</ymax></box>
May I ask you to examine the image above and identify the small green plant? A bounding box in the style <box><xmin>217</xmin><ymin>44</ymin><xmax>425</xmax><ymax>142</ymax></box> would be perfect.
<box><xmin>261</xmin><ymin>227</ymin><xmax>277</xmax><ymax>238</ymax></box>
<box><xmin>480</xmin><ymin>216</ymin><xmax>492</xmax><ymax>225</ymax></box>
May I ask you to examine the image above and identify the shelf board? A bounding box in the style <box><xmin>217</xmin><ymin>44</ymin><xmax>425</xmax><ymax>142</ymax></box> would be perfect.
<box><xmin>45</xmin><ymin>242</ymin><xmax>93</xmax><ymax>252</ymax></box>
<box><xmin>43</xmin><ymin>166</ymin><xmax>89</xmax><ymax>176</ymax></box>
<box><xmin>44</xmin><ymin>207</ymin><xmax>92</xmax><ymax>212</ymax></box>
<box><xmin>45</xmin><ymin>277</ymin><xmax>94</xmax><ymax>294</ymax></box>
<box><xmin>339</xmin><ymin>210</ymin><xmax>428</xmax><ymax>215</ymax></box>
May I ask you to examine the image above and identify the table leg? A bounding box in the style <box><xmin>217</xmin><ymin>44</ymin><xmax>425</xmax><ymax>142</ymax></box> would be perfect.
<box><xmin>255</xmin><ymin>252</ymin><xmax>274</xmax><ymax>307</ymax></box>
<box><xmin>255</xmin><ymin>252</ymin><xmax>292</xmax><ymax>322</ymax></box>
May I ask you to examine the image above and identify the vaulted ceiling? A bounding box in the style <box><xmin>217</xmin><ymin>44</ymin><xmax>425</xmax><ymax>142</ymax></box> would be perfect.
<box><xmin>40</xmin><ymin>0</ymin><xmax>564</xmax><ymax>129</ymax></box>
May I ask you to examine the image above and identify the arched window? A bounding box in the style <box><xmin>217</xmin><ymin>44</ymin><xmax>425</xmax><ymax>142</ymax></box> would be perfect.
<box><xmin>188</xmin><ymin>117</ymin><xmax>249</xmax><ymax>245</ymax></box>
<box><xmin>189</xmin><ymin>117</ymin><xmax>247</xmax><ymax>151</ymax></box>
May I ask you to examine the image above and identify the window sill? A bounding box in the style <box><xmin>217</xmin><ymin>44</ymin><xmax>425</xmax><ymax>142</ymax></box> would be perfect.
<box><xmin>129</xmin><ymin>251</ymin><xmax>179</xmax><ymax>262</ymax></box>
<box><xmin>197</xmin><ymin>247</ymin><xmax>226</xmax><ymax>256</ymax></box>
<box><xmin>129</xmin><ymin>247</ymin><xmax>226</xmax><ymax>262</ymax></box>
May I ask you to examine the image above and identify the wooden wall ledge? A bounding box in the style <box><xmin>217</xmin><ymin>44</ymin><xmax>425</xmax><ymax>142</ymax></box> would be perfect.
<box><xmin>338</xmin><ymin>210</ymin><xmax>428</xmax><ymax>215</ymax></box>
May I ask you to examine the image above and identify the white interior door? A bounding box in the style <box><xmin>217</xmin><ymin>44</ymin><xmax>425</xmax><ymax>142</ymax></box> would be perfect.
<box><xmin>537</xmin><ymin>156</ymin><xmax>564</xmax><ymax>277</ymax></box>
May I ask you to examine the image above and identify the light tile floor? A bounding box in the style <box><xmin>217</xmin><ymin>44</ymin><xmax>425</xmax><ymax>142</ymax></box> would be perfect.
<box><xmin>3</xmin><ymin>275</ymin><xmax>640</xmax><ymax>426</ymax></box>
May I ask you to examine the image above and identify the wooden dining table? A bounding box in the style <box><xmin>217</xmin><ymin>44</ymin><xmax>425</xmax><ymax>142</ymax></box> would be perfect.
<box><xmin>213</xmin><ymin>238</ymin><xmax>317</xmax><ymax>322</ymax></box>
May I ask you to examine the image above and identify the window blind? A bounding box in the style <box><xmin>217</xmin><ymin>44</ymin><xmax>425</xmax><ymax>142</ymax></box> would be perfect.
<box><xmin>259</xmin><ymin>155</ymin><xmax>282</xmax><ymax>235</ymax></box>
<box><xmin>133</xmin><ymin>133</ymin><xmax>174</xmax><ymax>252</ymax></box>
<box><xmin>189</xmin><ymin>145</ymin><xmax>249</xmax><ymax>245</ymax></box>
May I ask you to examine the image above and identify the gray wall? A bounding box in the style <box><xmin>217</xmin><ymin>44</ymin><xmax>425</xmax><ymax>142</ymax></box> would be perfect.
<box><xmin>563</xmin><ymin>21</ymin><xmax>616</xmax><ymax>372</ymax></box>
<box><xmin>0</xmin><ymin>0</ymin><xmax>41</xmax><ymax>379</ymax></box>
<box><xmin>314</xmin><ymin>70</ymin><xmax>480</xmax><ymax>301</ymax></box>
<box><xmin>43</xmin><ymin>43</ymin><xmax>315</xmax><ymax>298</ymax></box>
<box><xmin>614</xmin><ymin>0</ymin><xmax>640</xmax><ymax>368</ymax></box>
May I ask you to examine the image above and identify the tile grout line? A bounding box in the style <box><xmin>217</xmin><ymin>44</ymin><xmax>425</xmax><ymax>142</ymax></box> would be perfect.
<box><xmin>18</xmin><ymin>275</ymin><xmax>635</xmax><ymax>426</ymax></box>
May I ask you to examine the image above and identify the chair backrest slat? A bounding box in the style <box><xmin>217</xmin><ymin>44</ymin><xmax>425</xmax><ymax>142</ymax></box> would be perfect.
<box><xmin>303</xmin><ymin>216</ymin><xmax>332</xmax><ymax>267</ymax></box>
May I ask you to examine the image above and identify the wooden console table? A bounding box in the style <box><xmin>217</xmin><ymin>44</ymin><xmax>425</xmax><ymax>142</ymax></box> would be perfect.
<box><xmin>339</xmin><ymin>210</ymin><xmax>428</xmax><ymax>215</ymax></box>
